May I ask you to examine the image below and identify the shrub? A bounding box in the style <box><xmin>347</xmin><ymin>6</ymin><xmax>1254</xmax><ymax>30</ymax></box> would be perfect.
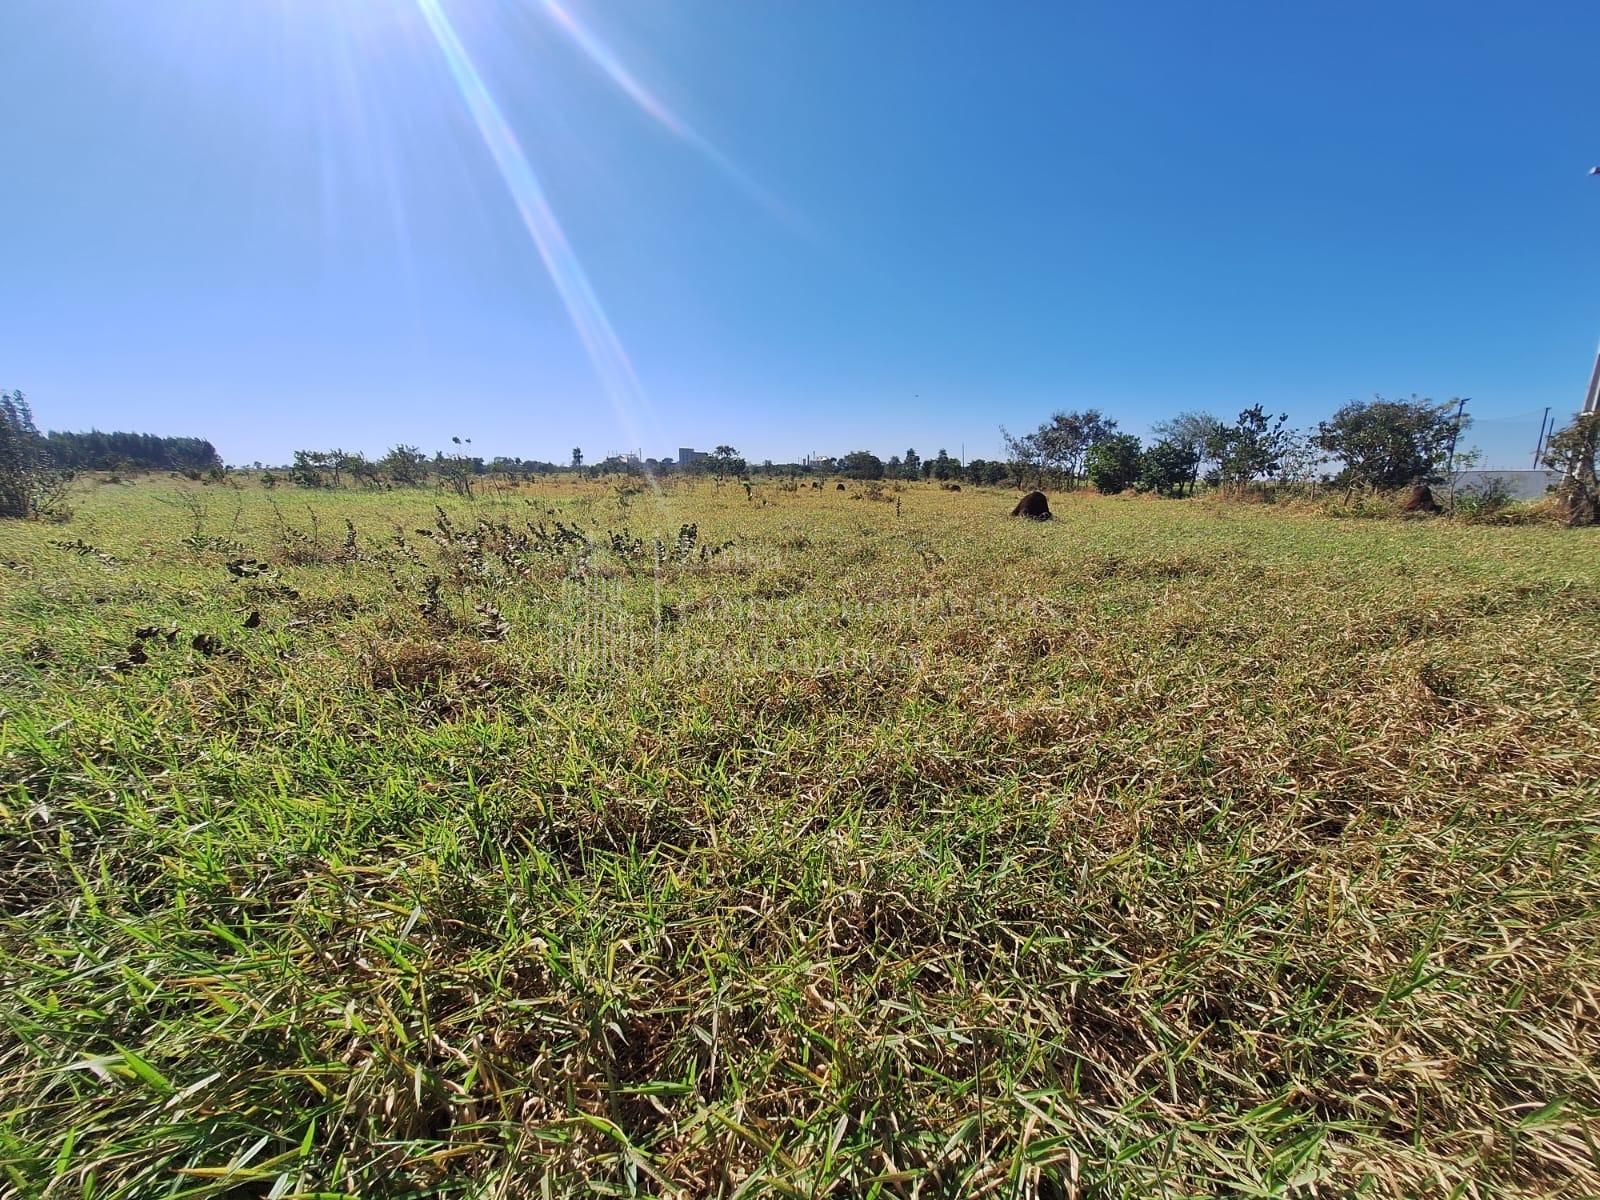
<box><xmin>0</xmin><ymin>391</ymin><xmax>69</xmax><ymax>520</ymax></box>
<box><xmin>1542</xmin><ymin>412</ymin><xmax>1599</xmax><ymax>525</ymax></box>
<box><xmin>1454</xmin><ymin>477</ymin><xmax>1514</xmax><ymax>524</ymax></box>
<box><xmin>1086</xmin><ymin>433</ymin><xmax>1143</xmax><ymax>494</ymax></box>
<box><xmin>1136</xmin><ymin>438</ymin><xmax>1200</xmax><ymax>497</ymax></box>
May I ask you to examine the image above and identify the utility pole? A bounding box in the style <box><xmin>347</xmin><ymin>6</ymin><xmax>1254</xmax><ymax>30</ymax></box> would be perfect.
<box><xmin>1533</xmin><ymin>406</ymin><xmax>1552</xmax><ymax>468</ymax></box>
<box><xmin>1445</xmin><ymin>396</ymin><xmax>1469</xmax><ymax>514</ymax></box>
<box><xmin>1445</xmin><ymin>396</ymin><xmax>1469</xmax><ymax>474</ymax></box>
<box><xmin>1574</xmin><ymin>168</ymin><xmax>1600</xmax><ymax>486</ymax></box>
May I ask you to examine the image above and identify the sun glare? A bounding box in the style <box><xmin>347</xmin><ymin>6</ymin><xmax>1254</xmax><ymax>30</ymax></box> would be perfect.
<box><xmin>533</xmin><ymin>0</ymin><xmax>799</xmax><ymax>228</ymax></box>
<box><xmin>413</xmin><ymin>0</ymin><xmax>663</xmax><ymax>484</ymax></box>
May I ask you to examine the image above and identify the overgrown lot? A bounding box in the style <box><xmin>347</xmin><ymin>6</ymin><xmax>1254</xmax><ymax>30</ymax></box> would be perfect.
<box><xmin>3</xmin><ymin>477</ymin><xmax>1599</xmax><ymax>1198</ymax></box>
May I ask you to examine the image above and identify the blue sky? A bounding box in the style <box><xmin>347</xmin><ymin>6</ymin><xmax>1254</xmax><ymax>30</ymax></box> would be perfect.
<box><xmin>3</xmin><ymin>0</ymin><xmax>1597</xmax><ymax>468</ymax></box>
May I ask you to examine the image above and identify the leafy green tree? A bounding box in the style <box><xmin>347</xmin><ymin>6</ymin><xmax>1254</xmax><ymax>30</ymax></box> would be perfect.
<box><xmin>1542</xmin><ymin>411</ymin><xmax>1599</xmax><ymax>525</ymax></box>
<box><xmin>902</xmin><ymin>448</ymin><xmax>921</xmax><ymax>480</ymax></box>
<box><xmin>1207</xmin><ymin>406</ymin><xmax>1291</xmax><ymax>496</ymax></box>
<box><xmin>571</xmin><ymin>447</ymin><xmax>583</xmax><ymax>469</ymax></box>
<box><xmin>1149</xmin><ymin>411</ymin><xmax>1223</xmax><ymax>495</ymax></box>
<box><xmin>840</xmin><ymin>450</ymin><xmax>885</xmax><ymax>480</ymax></box>
<box><xmin>963</xmin><ymin>458</ymin><xmax>1005</xmax><ymax>485</ymax></box>
<box><xmin>1086</xmin><ymin>433</ymin><xmax>1143</xmax><ymax>493</ymax></box>
<box><xmin>1136</xmin><ymin>438</ymin><xmax>1200</xmax><ymax>497</ymax></box>
<box><xmin>379</xmin><ymin>444</ymin><xmax>429</xmax><ymax>485</ymax></box>
<box><xmin>331</xmin><ymin>449</ymin><xmax>372</xmax><ymax>488</ymax></box>
<box><xmin>1315</xmin><ymin>396</ymin><xmax>1464</xmax><ymax>493</ymax></box>
<box><xmin>290</xmin><ymin>448</ymin><xmax>360</xmax><ymax>488</ymax></box>
<box><xmin>711</xmin><ymin>445</ymin><xmax>747</xmax><ymax>477</ymax></box>
<box><xmin>1003</xmin><ymin>409</ymin><xmax>1118</xmax><ymax>488</ymax></box>
<box><xmin>291</xmin><ymin>450</ymin><xmax>333</xmax><ymax>488</ymax></box>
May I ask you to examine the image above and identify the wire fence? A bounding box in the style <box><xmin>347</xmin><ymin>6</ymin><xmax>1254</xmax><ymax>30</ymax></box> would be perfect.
<box><xmin>1459</xmin><ymin>407</ymin><xmax>1570</xmax><ymax>471</ymax></box>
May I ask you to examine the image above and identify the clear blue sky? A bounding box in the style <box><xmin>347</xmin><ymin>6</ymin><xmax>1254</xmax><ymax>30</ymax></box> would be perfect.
<box><xmin>4</xmin><ymin>0</ymin><xmax>1597</xmax><ymax>468</ymax></box>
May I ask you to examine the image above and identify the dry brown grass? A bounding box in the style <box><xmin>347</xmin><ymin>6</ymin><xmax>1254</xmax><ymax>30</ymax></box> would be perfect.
<box><xmin>0</xmin><ymin>476</ymin><xmax>1597</xmax><ymax>1197</ymax></box>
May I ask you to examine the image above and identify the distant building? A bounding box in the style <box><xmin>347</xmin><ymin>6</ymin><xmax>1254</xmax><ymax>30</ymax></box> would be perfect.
<box><xmin>678</xmin><ymin>447</ymin><xmax>708</xmax><ymax>466</ymax></box>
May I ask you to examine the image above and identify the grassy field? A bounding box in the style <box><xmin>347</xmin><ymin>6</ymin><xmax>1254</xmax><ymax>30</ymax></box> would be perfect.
<box><xmin>2</xmin><ymin>475</ymin><xmax>1599</xmax><ymax>1198</ymax></box>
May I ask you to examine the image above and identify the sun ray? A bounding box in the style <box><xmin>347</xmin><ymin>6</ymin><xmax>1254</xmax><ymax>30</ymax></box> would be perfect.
<box><xmin>415</xmin><ymin>0</ymin><xmax>665</xmax><ymax>493</ymax></box>
<box><xmin>534</xmin><ymin>0</ymin><xmax>803</xmax><ymax>230</ymax></box>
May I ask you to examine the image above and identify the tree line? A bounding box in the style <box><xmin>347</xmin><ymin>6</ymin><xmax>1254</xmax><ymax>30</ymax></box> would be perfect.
<box><xmin>999</xmin><ymin>398</ymin><xmax>1597</xmax><ymax>521</ymax></box>
<box><xmin>1005</xmin><ymin>397</ymin><xmax>1469</xmax><ymax>497</ymax></box>
<box><xmin>44</xmin><ymin>429</ymin><xmax>222</xmax><ymax>473</ymax></box>
<box><xmin>4</xmin><ymin>388</ymin><xmax>1596</xmax><ymax>524</ymax></box>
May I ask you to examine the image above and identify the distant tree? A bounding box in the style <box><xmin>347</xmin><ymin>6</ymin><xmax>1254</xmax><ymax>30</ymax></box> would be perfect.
<box><xmin>1000</xmin><ymin>426</ymin><xmax>1045</xmax><ymax>486</ymax></box>
<box><xmin>1277</xmin><ymin>428</ymin><xmax>1329</xmax><ymax>494</ymax></box>
<box><xmin>347</xmin><ymin>452</ymin><xmax>382</xmax><ymax>488</ymax></box>
<box><xmin>379</xmin><ymin>444</ymin><xmax>429</xmax><ymax>485</ymax></box>
<box><xmin>318</xmin><ymin>449</ymin><xmax>350</xmax><ymax>488</ymax></box>
<box><xmin>840</xmin><ymin>450</ymin><xmax>885</xmax><ymax>480</ymax></box>
<box><xmin>291</xmin><ymin>450</ymin><xmax>333</xmax><ymax>488</ymax></box>
<box><xmin>571</xmin><ymin>447</ymin><xmax>584</xmax><ymax>469</ymax></box>
<box><xmin>902</xmin><ymin>448</ymin><xmax>921</xmax><ymax>480</ymax></box>
<box><xmin>332</xmin><ymin>449</ymin><xmax>375</xmax><ymax>488</ymax></box>
<box><xmin>1004</xmin><ymin>409</ymin><xmax>1118</xmax><ymax>488</ymax></box>
<box><xmin>963</xmin><ymin>457</ymin><xmax>1005</xmax><ymax>486</ymax></box>
<box><xmin>1315</xmin><ymin>396</ymin><xmax>1465</xmax><ymax>494</ymax></box>
<box><xmin>1542</xmin><ymin>411</ymin><xmax>1600</xmax><ymax>525</ymax></box>
<box><xmin>1207</xmin><ymin>406</ymin><xmax>1291</xmax><ymax>496</ymax></box>
<box><xmin>1136</xmin><ymin>438</ymin><xmax>1200</xmax><ymax>497</ymax></box>
<box><xmin>1149</xmin><ymin>411</ymin><xmax>1224</xmax><ymax>495</ymax></box>
<box><xmin>45</xmin><ymin>429</ymin><xmax>220</xmax><ymax>473</ymax></box>
<box><xmin>0</xmin><ymin>391</ymin><xmax>67</xmax><ymax>519</ymax></box>
<box><xmin>710</xmin><ymin>445</ymin><xmax>747</xmax><ymax>477</ymax></box>
<box><xmin>1085</xmin><ymin>433</ymin><xmax>1143</xmax><ymax>493</ymax></box>
<box><xmin>927</xmin><ymin>448</ymin><xmax>958</xmax><ymax>481</ymax></box>
<box><xmin>433</xmin><ymin>449</ymin><xmax>479</xmax><ymax>497</ymax></box>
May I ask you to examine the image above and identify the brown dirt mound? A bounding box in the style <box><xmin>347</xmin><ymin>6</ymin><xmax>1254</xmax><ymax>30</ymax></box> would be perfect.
<box><xmin>1010</xmin><ymin>490</ymin><xmax>1052</xmax><ymax>519</ymax></box>
<box><xmin>1400</xmin><ymin>483</ymin><xmax>1440</xmax><ymax>513</ymax></box>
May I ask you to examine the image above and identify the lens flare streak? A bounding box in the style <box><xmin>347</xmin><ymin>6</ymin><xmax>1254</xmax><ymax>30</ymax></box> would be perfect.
<box><xmin>415</xmin><ymin>0</ymin><xmax>657</xmax><ymax>455</ymax></box>
<box><xmin>536</xmin><ymin>0</ymin><xmax>798</xmax><ymax>228</ymax></box>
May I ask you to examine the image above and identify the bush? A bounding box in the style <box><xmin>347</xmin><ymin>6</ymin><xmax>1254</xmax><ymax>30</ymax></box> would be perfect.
<box><xmin>1453</xmin><ymin>477</ymin><xmax>1514</xmax><ymax>524</ymax></box>
<box><xmin>1541</xmin><ymin>412</ymin><xmax>1599</xmax><ymax>525</ymax></box>
<box><xmin>0</xmin><ymin>391</ymin><xmax>69</xmax><ymax>520</ymax></box>
<box><xmin>1085</xmin><ymin>434</ymin><xmax>1143</xmax><ymax>494</ymax></box>
<box><xmin>1137</xmin><ymin>438</ymin><xmax>1200</xmax><ymax>497</ymax></box>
